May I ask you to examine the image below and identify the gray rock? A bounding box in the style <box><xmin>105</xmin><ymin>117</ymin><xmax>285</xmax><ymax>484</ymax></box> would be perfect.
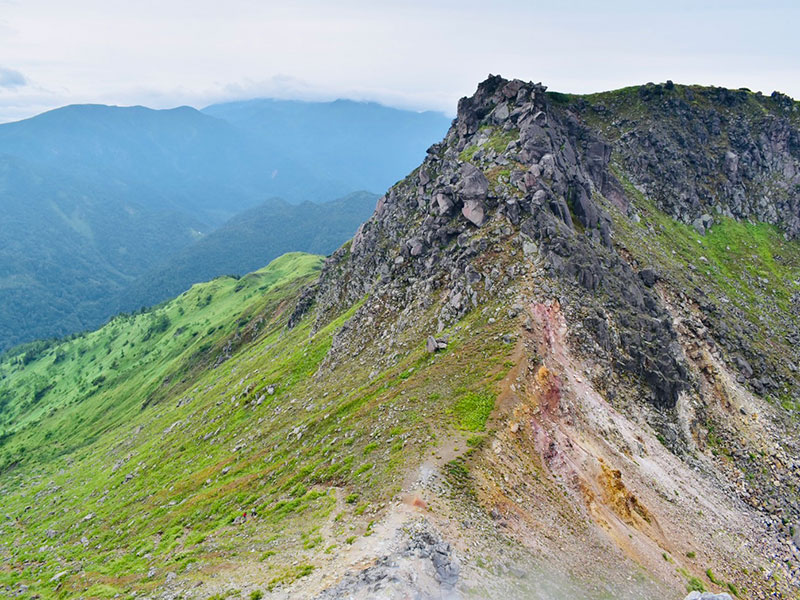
<box><xmin>50</xmin><ymin>570</ymin><xmax>68</xmax><ymax>583</ymax></box>
<box><xmin>435</xmin><ymin>192</ymin><xmax>454</xmax><ymax>215</ymax></box>
<box><xmin>459</xmin><ymin>163</ymin><xmax>489</xmax><ymax>200</ymax></box>
<box><xmin>426</xmin><ymin>336</ymin><xmax>438</xmax><ymax>353</ymax></box>
<box><xmin>684</xmin><ymin>593</ymin><xmax>733</xmax><ymax>600</ymax></box>
<box><xmin>465</xmin><ymin>265</ymin><xmax>482</xmax><ymax>284</ymax></box>
<box><xmin>408</xmin><ymin>238</ymin><xmax>425</xmax><ymax>256</ymax></box>
<box><xmin>639</xmin><ymin>268</ymin><xmax>658</xmax><ymax>287</ymax></box>
<box><xmin>462</xmin><ymin>199</ymin><xmax>486</xmax><ymax>226</ymax></box>
<box><xmin>735</xmin><ymin>356</ymin><xmax>754</xmax><ymax>379</ymax></box>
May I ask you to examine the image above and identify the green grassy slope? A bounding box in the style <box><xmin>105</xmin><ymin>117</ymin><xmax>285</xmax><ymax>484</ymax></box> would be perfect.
<box><xmin>0</xmin><ymin>249</ymin><xmax>515</xmax><ymax>599</ymax></box>
<box><xmin>601</xmin><ymin>170</ymin><xmax>800</xmax><ymax>416</ymax></box>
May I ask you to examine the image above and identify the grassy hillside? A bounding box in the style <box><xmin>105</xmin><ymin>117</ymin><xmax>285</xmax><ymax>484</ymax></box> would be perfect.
<box><xmin>0</xmin><ymin>251</ymin><xmax>515</xmax><ymax>599</ymax></box>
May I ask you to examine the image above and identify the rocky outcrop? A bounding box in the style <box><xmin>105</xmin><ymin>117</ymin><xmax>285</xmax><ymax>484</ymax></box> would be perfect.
<box><xmin>294</xmin><ymin>78</ymin><xmax>800</xmax><ymax>580</ymax></box>
<box><xmin>312</xmin><ymin>75</ymin><xmax>694</xmax><ymax>408</ymax></box>
<box><xmin>579</xmin><ymin>83</ymin><xmax>800</xmax><ymax>238</ymax></box>
<box><xmin>315</xmin><ymin>521</ymin><xmax>460</xmax><ymax>599</ymax></box>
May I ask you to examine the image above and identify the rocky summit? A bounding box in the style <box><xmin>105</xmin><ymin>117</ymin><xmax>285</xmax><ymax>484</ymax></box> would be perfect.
<box><xmin>1</xmin><ymin>76</ymin><xmax>799</xmax><ymax>599</ymax></box>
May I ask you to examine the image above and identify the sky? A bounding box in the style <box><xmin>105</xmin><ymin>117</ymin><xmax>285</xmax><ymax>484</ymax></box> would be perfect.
<box><xmin>0</xmin><ymin>0</ymin><xmax>797</xmax><ymax>122</ymax></box>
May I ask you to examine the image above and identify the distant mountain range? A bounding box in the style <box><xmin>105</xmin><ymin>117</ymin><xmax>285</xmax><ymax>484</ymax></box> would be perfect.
<box><xmin>0</xmin><ymin>99</ymin><xmax>449</xmax><ymax>349</ymax></box>
<box><xmin>113</xmin><ymin>191</ymin><xmax>379</xmax><ymax>314</ymax></box>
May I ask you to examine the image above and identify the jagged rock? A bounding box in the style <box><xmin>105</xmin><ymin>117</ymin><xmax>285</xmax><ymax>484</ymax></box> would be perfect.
<box><xmin>426</xmin><ymin>336</ymin><xmax>448</xmax><ymax>353</ymax></box>
<box><xmin>462</xmin><ymin>199</ymin><xmax>486</xmax><ymax>226</ymax></box>
<box><xmin>692</xmin><ymin>213</ymin><xmax>714</xmax><ymax>234</ymax></box>
<box><xmin>426</xmin><ymin>336</ymin><xmax>438</xmax><ymax>353</ymax></box>
<box><xmin>459</xmin><ymin>163</ymin><xmax>489</xmax><ymax>200</ymax></box>
<box><xmin>435</xmin><ymin>192</ymin><xmax>454</xmax><ymax>215</ymax></box>
<box><xmin>639</xmin><ymin>268</ymin><xmax>658</xmax><ymax>287</ymax></box>
<box><xmin>465</xmin><ymin>265</ymin><xmax>482</xmax><ymax>284</ymax></box>
<box><xmin>408</xmin><ymin>238</ymin><xmax>425</xmax><ymax>256</ymax></box>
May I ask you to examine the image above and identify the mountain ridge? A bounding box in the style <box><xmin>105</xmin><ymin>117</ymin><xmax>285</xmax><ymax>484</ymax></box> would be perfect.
<box><xmin>112</xmin><ymin>191</ymin><xmax>379</xmax><ymax>314</ymax></box>
<box><xmin>0</xmin><ymin>76</ymin><xmax>798</xmax><ymax>599</ymax></box>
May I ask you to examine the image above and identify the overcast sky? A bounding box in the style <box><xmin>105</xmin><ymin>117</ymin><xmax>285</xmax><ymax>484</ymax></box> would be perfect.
<box><xmin>0</xmin><ymin>0</ymin><xmax>797</xmax><ymax>122</ymax></box>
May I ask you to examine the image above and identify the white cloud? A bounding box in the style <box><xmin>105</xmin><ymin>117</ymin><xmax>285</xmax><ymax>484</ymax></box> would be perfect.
<box><xmin>0</xmin><ymin>0</ymin><xmax>797</xmax><ymax>122</ymax></box>
<box><xmin>0</xmin><ymin>67</ymin><xmax>26</xmax><ymax>88</ymax></box>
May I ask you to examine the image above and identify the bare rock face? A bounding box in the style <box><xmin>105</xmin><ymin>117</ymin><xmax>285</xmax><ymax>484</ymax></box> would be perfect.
<box><xmin>297</xmin><ymin>77</ymin><xmax>800</xmax><ymax>586</ymax></box>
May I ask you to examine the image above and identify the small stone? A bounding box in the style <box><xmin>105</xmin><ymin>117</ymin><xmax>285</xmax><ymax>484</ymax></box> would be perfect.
<box><xmin>50</xmin><ymin>571</ymin><xmax>68</xmax><ymax>583</ymax></box>
<box><xmin>426</xmin><ymin>336</ymin><xmax>438</xmax><ymax>353</ymax></box>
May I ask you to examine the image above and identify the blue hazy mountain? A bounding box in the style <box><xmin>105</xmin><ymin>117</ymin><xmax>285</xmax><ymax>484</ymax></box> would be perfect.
<box><xmin>202</xmin><ymin>98</ymin><xmax>452</xmax><ymax>201</ymax></box>
<box><xmin>0</xmin><ymin>104</ymin><xmax>283</xmax><ymax>226</ymax></box>
<box><xmin>0</xmin><ymin>100</ymin><xmax>450</xmax><ymax>225</ymax></box>
<box><xmin>0</xmin><ymin>154</ymin><xmax>202</xmax><ymax>349</ymax></box>
<box><xmin>0</xmin><ymin>99</ymin><xmax>447</xmax><ymax>349</ymax></box>
<box><xmin>113</xmin><ymin>191</ymin><xmax>379</xmax><ymax>314</ymax></box>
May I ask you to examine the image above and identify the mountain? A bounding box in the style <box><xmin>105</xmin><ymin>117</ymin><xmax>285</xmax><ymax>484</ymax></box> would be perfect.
<box><xmin>114</xmin><ymin>191</ymin><xmax>379</xmax><ymax>313</ymax></box>
<box><xmin>0</xmin><ymin>104</ymin><xmax>267</xmax><ymax>224</ymax></box>
<box><xmin>202</xmin><ymin>98</ymin><xmax>454</xmax><ymax>200</ymax></box>
<box><xmin>0</xmin><ymin>100</ymin><xmax>450</xmax><ymax>225</ymax></box>
<box><xmin>0</xmin><ymin>154</ymin><xmax>202</xmax><ymax>350</ymax></box>
<box><xmin>1</xmin><ymin>78</ymin><xmax>799</xmax><ymax>599</ymax></box>
<box><xmin>0</xmin><ymin>100</ymin><xmax>448</xmax><ymax>349</ymax></box>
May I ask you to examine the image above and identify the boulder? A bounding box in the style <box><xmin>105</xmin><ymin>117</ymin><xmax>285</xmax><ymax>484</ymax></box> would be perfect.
<box><xmin>462</xmin><ymin>200</ymin><xmax>486</xmax><ymax>227</ymax></box>
<box><xmin>408</xmin><ymin>238</ymin><xmax>425</xmax><ymax>256</ymax></box>
<box><xmin>460</xmin><ymin>163</ymin><xmax>489</xmax><ymax>200</ymax></box>
<box><xmin>435</xmin><ymin>192</ymin><xmax>454</xmax><ymax>215</ymax></box>
<box><xmin>426</xmin><ymin>335</ymin><xmax>448</xmax><ymax>353</ymax></box>
<box><xmin>426</xmin><ymin>336</ymin><xmax>438</xmax><ymax>353</ymax></box>
<box><xmin>639</xmin><ymin>268</ymin><xmax>658</xmax><ymax>287</ymax></box>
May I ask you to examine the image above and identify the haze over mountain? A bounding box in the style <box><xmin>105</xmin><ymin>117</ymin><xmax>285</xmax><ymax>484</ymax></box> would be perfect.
<box><xmin>0</xmin><ymin>100</ymin><xmax>448</xmax><ymax>350</ymax></box>
<box><xmin>113</xmin><ymin>191</ymin><xmax>379</xmax><ymax>315</ymax></box>
<box><xmin>202</xmin><ymin>99</ymin><xmax>453</xmax><ymax>202</ymax></box>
